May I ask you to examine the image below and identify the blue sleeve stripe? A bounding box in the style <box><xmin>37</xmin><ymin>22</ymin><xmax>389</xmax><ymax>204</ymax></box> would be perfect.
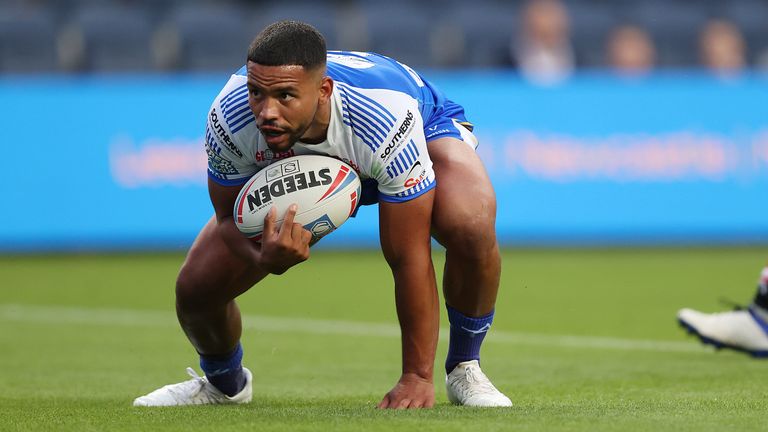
<box><xmin>205</xmin><ymin>128</ymin><xmax>220</xmax><ymax>153</ymax></box>
<box><xmin>341</xmin><ymin>83</ymin><xmax>397</xmax><ymax>123</ymax></box>
<box><xmin>406</xmin><ymin>142</ymin><xmax>418</xmax><ymax>160</ymax></box>
<box><xmin>397</xmin><ymin>177</ymin><xmax>434</xmax><ymax>197</ymax></box>
<box><xmin>222</xmin><ymin>97</ymin><xmax>248</xmax><ymax>117</ymax></box>
<box><xmin>227</xmin><ymin>106</ymin><xmax>253</xmax><ymax>127</ymax></box>
<box><xmin>339</xmin><ymin>95</ymin><xmax>379</xmax><ymax>153</ymax></box>
<box><xmin>342</xmin><ymin>85</ymin><xmax>396</xmax><ymax>132</ymax></box>
<box><xmin>230</xmin><ymin>116</ymin><xmax>255</xmax><ymax>134</ymax></box>
<box><xmin>378</xmin><ymin>179</ymin><xmax>435</xmax><ymax>202</ymax></box>
<box><xmin>222</xmin><ymin>85</ymin><xmax>248</xmax><ymax>108</ymax></box>
<box><xmin>340</xmin><ymin>91</ymin><xmax>391</xmax><ymax>141</ymax></box>
<box><xmin>345</xmin><ymin>104</ymin><xmax>389</xmax><ymax>142</ymax></box>
<box><xmin>385</xmin><ymin>139</ymin><xmax>420</xmax><ymax>178</ymax></box>
<box><xmin>207</xmin><ymin>171</ymin><xmax>249</xmax><ymax>186</ymax></box>
<box><xmin>342</xmin><ymin>87</ymin><xmax>393</xmax><ymax>127</ymax></box>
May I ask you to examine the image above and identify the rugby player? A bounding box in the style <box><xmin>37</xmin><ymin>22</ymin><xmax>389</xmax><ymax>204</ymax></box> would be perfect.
<box><xmin>134</xmin><ymin>20</ymin><xmax>512</xmax><ymax>408</ymax></box>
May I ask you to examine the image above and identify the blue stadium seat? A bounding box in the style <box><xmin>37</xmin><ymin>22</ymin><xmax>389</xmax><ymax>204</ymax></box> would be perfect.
<box><xmin>720</xmin><ymin>0</ymin><xmax>768</xmax><ymax>62</ymax></box>
<box><xmin>623</xmin><ymin>0</ymin><xmax>712</xmax><ymax>67</ymax></box>
<box><xmin>567</xmin><ymin>0</ymin><xmax>621</xmax><ymax>68</ymax></box>
<box><xmin>448</xmin><ymin>2</ymin><xmax>518</xmax><ymax>68</ymax></box>
<box><xmin>163</xmin><ymin>2</ymin><xmax>252</xmax><ymax>71</ymax></box>
<box><xmin>0</xmin><ymin>5</ymin><xmax>58</xmax><ymax>72</ymax></box>
<box><xmin>355</xmin><ymin>2</ymin><xmax>434</xmax><ymax>68</ymax></box>
<box><xmin>66</xmin><ymin>4</ymin><xmax>154</xmax><ymax>72</ymax></box>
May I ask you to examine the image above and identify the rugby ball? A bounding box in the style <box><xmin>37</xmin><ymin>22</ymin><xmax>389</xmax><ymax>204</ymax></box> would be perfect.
<box><xmin>234</xmin><ymin>155</ymin><xmax>362</xmax><ymax>242</ymax></box>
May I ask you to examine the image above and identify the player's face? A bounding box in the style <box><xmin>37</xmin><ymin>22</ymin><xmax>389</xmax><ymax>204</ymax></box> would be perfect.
<box><xmin>246</xmin><ymin>62</ymin><xmax>329</xmax><ymax>152</ymax></box>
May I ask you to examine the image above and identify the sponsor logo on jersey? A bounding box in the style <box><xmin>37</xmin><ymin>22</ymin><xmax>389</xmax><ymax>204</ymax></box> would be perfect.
<box><xmin>327</xmin><ymin>53</ymin><xmax>375</xmax><ymax>69</ymax></box>
<box><xmin>206</xmin><ymin>146</ymin><xmax>239</xmax><ymax>175</ymax></box>
<box><xmin>209</xmin><ymin>108</ymin><xmax>244</xmax><ymax>158</ymax></box>
<box><xmin>380</xmin><ymin>110</ymin><xmax>414</xmax><ymax>161</ymax></box>
<box><xmin>245</xmin><ymin>168</ymin><xmax>333</xmax><ymax>212</ymax></box>
<box><xmin>404</xmin><ymin>161</ymin><xmax>425</xmax><ymax>188</ymax></box>
<box><xmin>425</xmin><ymin>128</ymin><xmax>451</xmax><ymax>140</ymax></box>
<box><xmin>255</xmin><ymin>149</ymin><xmax>295</xmax><ymax>163</ymax></box>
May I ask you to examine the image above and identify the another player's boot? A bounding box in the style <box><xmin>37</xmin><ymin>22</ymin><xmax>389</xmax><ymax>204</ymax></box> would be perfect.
<box><xmin>133</xmin><ymin>367</ymin><xmax>252</xmax><ymax>406</ymax></box>
<box><xmin>445</xmin><ymin>360</ymin><xmax>513</xmax><ymax>407</ymax></box>
<box><xmin>677</xmin><ymin>306</ymin><xmax>768</xmax><ymax>357</ymax></box>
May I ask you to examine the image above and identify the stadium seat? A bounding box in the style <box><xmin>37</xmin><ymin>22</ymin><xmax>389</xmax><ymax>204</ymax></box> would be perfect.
<box><xmin>720</xmin><ymin>0</ymin><xmax>768</xmax><ymax>62</ymax></box>
<box><xmin>566</xmin><ymin>0</ymin><xmax>621</xmax><ymax>68</ymax></box>
<box><xmin>161</xmin><ymin>2</ymin><xmax>252</xmax><ymax>71</ymax></box>
<box><xmin>0</xmin><ymin>5</ymin><xmax>58</xmax><ymax>72</ymax></box>
<box><xmin>623</xmin><ymin>0</ymin><xmax>712</xmax><ymax>67</ymax></box>
<box><xmin>447</xmin><ymin>2</ymin><xmax>518</xmax><ymax>68</ymax></box>
<box><xmin>355</xmin><ymin>2</ymin><xmax>434</xmax><ymax>68</ymax></box>
<box><xmin>63</xmin><ymin>4</ymin><xmax>154</xmax><ymax>72</ymax></box>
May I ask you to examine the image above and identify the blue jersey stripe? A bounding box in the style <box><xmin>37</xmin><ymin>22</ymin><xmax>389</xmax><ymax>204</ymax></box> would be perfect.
<box><xmin>230</xmin><ymin>115</ymin><xmax>255</xmax><ymax>134</ymax></box>
<box><xmin>345</xmin><ymin>104</ymin><xmax>389</xmax><ymax>142</ymax></box>
<box><xmin>341</xmin><ymin>83</ymin><xmax>398</xmax><ymax>123</ymax></box>
<box><xmin>227</xmin><ymin>105</ymin><xmax>252</xmax><ymax>126</ymax></box>
<box><xmin>341</xmin><ymin>86</ymin><xmax>394</xmax><ymax>128</ymax></box>
<box><xmin>338</xmin><ymin>87</ymin><xmax>390</xmax><ymax>141</ymax></box>
<box><xmin>222</xmin><ymin>85</ymin><xmax>248</xmax><ymax>108</ymax></box>
<box><xmin>223</xmin><ymin>97</ymin><xmax>248</xmax><ymax>116</ymax></box>
<box><xmin>208</xmin><ymin>171</ymin><xmax>249</xmax><ymax>186</ymax></box>
<box><xmin>339</xmin><ymin>93</ymin><xmax>379</xmax><ymax>152</ymax></box>
<box><xmin>341</xmin><ymin>85</ymin><xmax>396</xmax><ymax>132</ymax></box>
<box><xmin>396</xmin><ymin>177</ymin><xmax>434</xmax><ymax>197</ymax></box>
<box><xmin>385</xmin><ymin>139</ymin><xmax>420</xmax><ymax>178</ymax></box>
<box><xmin>379</xmin><ymin>178</ymin><xmax>435</xmax><ymax>202</ymax></box>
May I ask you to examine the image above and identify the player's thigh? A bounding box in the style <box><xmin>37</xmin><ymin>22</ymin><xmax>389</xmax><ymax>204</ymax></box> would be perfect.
<box><xmin>426</xmin><ymin>137</ymin><xmax>497</xmax><ymax>246</ymax></box>
<box><xmin>176</xmin><ymin>216</ymin><xmax>269</xmax><ymax>305</ymax></box>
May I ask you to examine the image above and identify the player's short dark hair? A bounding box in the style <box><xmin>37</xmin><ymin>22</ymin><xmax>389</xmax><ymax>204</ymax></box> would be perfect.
<box><xmin>247</xmin><ymin>20</ymin><xmax>326</xmax><ymax>70</ymax></box>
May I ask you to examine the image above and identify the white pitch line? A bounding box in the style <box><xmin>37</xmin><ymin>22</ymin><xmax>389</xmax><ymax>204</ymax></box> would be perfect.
<box><xmin>0</xmin><ymin>303</ymin><xmax>702</xmax><ymax>353</ymax></box>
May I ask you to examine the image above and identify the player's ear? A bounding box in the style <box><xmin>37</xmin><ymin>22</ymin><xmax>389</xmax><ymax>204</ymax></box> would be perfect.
<box><xmin>318</xmin><ymin>76</ymin><xmax>333</xmax><ymax>105</ymax></box>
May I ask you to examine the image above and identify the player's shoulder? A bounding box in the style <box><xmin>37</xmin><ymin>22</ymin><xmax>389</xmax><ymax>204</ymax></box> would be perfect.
<box><xmin>326</xmin><ymin>51</ymin><xmax>425</xmax><ymax>96</ymax></box>
<box><xmin>206</xmin><ymin>66</ymin><xmax>258</xmax><ymax>169</ymax></box>
<box><xmin>209</xmin><ymin>66</ymin><xmax>256</xmax><ymax>136</ymax></box>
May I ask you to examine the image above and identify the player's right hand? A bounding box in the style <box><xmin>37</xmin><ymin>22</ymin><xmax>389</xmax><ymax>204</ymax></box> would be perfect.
<box><xmin>259</xmin><ymin>204</ymin><xmax>312</xmax><ymax>274</ymax></box>
<box><xmin>377</xmin><ymin>373</ymin><xmax>435</xmax><ymax>409</ymax></box>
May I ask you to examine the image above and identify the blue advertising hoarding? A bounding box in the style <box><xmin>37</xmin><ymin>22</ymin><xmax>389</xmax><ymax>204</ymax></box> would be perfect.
<box><xmin>1</xmin><ymin>72</ymin><xmax>767</xmax><ymax>251</ymax></box>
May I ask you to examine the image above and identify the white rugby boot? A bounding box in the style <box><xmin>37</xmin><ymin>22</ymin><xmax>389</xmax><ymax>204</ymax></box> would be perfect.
<box><xmin>677</xmin><ymin>307</ymin><xmax>768</xmax><ymax>358</ymax></box>
<box><xmin>133</xmin><ymin>367</ymin><xmax>252</xmax><ymax>406</ymax></box>
<box><xmin>445</xmin><ymin>360</ymin><xmax>512</xmax><ymax>407</ymax></box>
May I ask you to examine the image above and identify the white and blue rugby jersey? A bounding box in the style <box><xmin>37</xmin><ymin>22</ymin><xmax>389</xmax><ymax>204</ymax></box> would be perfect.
<box><xmin>206</xmin><ymin>51</ymin><xmax>461</xmax><ymax>203</ymax></box>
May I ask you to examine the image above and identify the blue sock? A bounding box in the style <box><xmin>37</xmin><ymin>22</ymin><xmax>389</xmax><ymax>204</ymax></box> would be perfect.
<box><xmin>445</xmin><ymin>305</ymin><xmax>494</xmax><ymax>374</ymax></box>
<box><xmin>199</xmin><ymin>342</ymin><xmax>246</xmax><ymax>397</ymax></box>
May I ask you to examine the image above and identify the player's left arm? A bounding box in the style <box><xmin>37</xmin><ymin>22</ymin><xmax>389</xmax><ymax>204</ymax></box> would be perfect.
<box><xmin>377</xmin><ymin>188</ymin><xmax>439</xmax><ymax>409</ymax></box>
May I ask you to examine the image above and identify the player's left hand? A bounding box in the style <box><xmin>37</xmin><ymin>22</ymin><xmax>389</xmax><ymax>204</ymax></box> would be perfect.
<box><xmin>377</xmin><ymin>373</ymin><xmax>435</xmax><ymax>409</ymax></box>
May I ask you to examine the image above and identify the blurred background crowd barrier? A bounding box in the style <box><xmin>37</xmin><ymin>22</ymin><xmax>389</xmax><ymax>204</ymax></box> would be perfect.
<box><xmin>1</xmin><ymin>0</ymin><xmax>767</xmax><ymax>251</ymax></box>
<box><xmin>2</xmin><ymin>0</ymin><xmax>768</xmax><ymax>74</ymax></box>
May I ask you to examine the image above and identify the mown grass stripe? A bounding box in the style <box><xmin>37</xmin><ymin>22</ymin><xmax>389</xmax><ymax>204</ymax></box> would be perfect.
<box><xmin>0</xmin><ymin>303</ymin><xmax>702</xmax><ymax>353</ymax></box>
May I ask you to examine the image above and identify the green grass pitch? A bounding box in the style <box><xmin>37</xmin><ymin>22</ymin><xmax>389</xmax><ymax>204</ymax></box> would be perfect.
<box><xmin>1</xmin><ymin>247</ymin><xmax>767</xmax><ymax>431</ymax></box>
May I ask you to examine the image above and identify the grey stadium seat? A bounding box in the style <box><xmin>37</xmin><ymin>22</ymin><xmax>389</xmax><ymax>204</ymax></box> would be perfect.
<box><xmin>356</xmin><ymin>2</ymin><xmax>434</xmax><ymax>68</ymax></box>
<box><xmin>66</xmin><ymin>4</ymin><xmax>155</xmax><ymax>72</ymax></box>
<box><xmin>163</xmin><ymin>2</ymin><xmax>252</xmax><ymax>71</ymax></box>
<box><xmin>0</xmin><ymin>6</ymin><xmax>58</xmax><ymax>72</ymax></box>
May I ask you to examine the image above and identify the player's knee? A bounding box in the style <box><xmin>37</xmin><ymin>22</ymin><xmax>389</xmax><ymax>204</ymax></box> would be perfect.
<box><xmin>175</xmin><ymin>265</ymin><xmax>215</xmax><ymax>310</ymax></box>
<box><xmin>436</xmin><ymin>203</ymin><xmax>497</xmax><ymax>255</ymax></box>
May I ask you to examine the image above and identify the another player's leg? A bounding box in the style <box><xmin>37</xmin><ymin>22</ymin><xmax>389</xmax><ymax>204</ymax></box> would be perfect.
<box><xmin>677</xmin><ymin>264</ymin><xmax>768</xmax><ymax>357</ymax></box>
<box><xmin>134</xmin><ymin>216</ymin><xmax>269</xmax><ymax>406</ymax></box>
<box><xmin>427</xmin><ymin>136</ymin><xmax>512</xmax><ymax>407</ymax></box>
